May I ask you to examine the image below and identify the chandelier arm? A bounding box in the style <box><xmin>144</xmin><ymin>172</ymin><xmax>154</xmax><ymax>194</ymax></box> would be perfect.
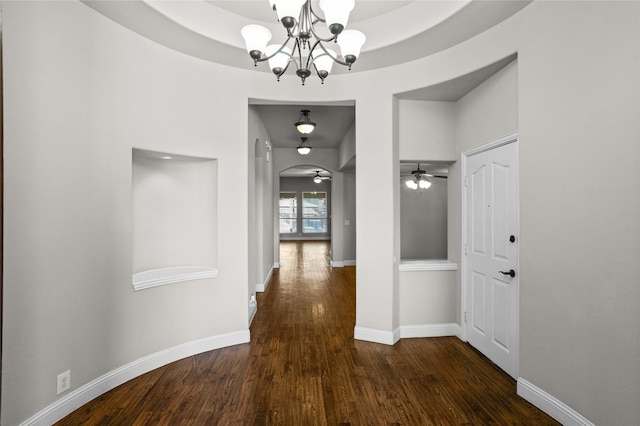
<box><xmin>287</xmin><ymin>12</ymin><xmax>302</xmax><ymax>39</ymax></box>
<box><xmin>305</xmin><ymin>38</ymin><xmax>324</xmax><ymax>70</ymax></box>
<box><xmin>312</xmin><ymin>62</ymin><xmax>326</xmax><ymax>83</ymax></box>
<box><xmin>253</xmin><ymin>36</ymin><xmax>295</xmax><ymax>63</ymax></box>
<box><xmin>275</xmin><ymin>57</ymin><xmax>293</xmax><ymax>79</ymax></box>
<box><xmin>308</xmin><ymin>24</ymin><xmax>337</xmax><ymax>44</ymax></box>
<box><xmin>312</xmin><ymin>39</ymin><xmax>351</xmax><ymax>67</ymax></box>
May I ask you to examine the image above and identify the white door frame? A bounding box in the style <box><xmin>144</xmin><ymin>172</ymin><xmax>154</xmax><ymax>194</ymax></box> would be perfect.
<box><xmin>460</xmin><ymin>132</ymin><xmax>520</xmax><ymax>377</ymax></box>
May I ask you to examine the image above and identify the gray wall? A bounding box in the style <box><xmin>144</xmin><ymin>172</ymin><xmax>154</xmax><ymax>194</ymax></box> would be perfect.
<box><xmin>3</xmin><ymin>3</ymin><xmax>252</xmax><ymax>424</ymax></box>
<box><xmin>400</xmin><ymin>178</ymin><xmax>448</xmax><ymax>259</ymax></box>
<box><xmin>517</xmin><ymin>3</ymin><xmax>640</xmax><ymax>423</ymax></box>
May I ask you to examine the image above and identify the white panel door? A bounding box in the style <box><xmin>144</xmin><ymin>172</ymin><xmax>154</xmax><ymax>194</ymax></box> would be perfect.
<box><xmin>464</xmin><ymin>140</ymin><xmax>519</xmax><ymax>378</ymax></box>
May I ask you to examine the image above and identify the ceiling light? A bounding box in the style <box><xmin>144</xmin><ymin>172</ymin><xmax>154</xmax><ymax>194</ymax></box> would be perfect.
<box><xmin>405</xmin><ymin>179</ymin><xmax>418</xmax><ymax>190</ymax></box>
<box><xmin>295</xmin><ymin>109</ymin><xmax>316</xmax><ymax>134</ymax></box>
<box><xmin>405</xmin><ymin>175</ymin><xmax>431</xmax><ymax>190</ymax></box>
<box><xmin>404</xmin><ymin>163</ymin><xmax>435</xmax><ymax>190</ymax></box>
<box><xmin>240</xmin><ymin>0</ymin><xmax>366</xmax><ymax>85</ymax></box>
<box><xmin>313</xmin><ymin>170</ymin><xmax>329</xmax><ymax>183</ymax></box>
<box><xmin>419</xmin><ymin>178</ymin><xmax>432</xmax><ymax>189</ymax></box>
<box><xmin>297</xmin><ymin>137</ymin><xmax>312</xmax><ymax>155</ymax></box>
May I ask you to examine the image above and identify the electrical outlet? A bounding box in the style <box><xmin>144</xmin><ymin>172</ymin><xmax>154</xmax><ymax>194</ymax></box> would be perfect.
<box><xmin>57</xmin><ymin>370</ymin><xmax>71</xmax><ymax>395</ymax></box>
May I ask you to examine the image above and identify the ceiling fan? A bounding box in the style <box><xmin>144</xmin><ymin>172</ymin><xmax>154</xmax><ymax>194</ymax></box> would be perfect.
<box><xmin>312</xmin><ymin>170</ymin><xmax>332</xmax><ymax>183</ymax></box>
<box><xmin>401</xmin><ymin>163</ymin><xmax>447</xmax><ymax>189</ymax></box>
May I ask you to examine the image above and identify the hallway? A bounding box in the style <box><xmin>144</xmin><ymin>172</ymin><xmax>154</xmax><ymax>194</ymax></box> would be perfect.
<box><xmin>57</xmin><ymin>241</ymin><xmax>558</xmax><ymax>425</ymax></box>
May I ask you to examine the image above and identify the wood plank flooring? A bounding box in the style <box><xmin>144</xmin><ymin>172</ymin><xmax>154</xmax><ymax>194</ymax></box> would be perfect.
<box><xmin>56</xmin><ymin>241</ymin><xmax>559</xmax><ymax>425</ymax></box>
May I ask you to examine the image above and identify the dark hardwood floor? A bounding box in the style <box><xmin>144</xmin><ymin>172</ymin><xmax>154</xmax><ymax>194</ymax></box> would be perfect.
<box><xmin>57</xmin><ymin>241</ymin><xmax>559</xmax><ymax>425</ymax></box>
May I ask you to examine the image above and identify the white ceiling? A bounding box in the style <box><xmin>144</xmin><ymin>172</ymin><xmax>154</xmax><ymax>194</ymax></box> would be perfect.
<box><xmin>83</xmin><ymin>0</ymin><xmax>529</xmax><ymax>74</ymax></box>
<box><xmin>253</xmin><ymin>104</ymin><xmax>355</xmax><ymax>150</ymax></box>
<box><xmin>82</xmin><ymin>1</ymin><xmax>526</xmax><ymax>176</ymax></box>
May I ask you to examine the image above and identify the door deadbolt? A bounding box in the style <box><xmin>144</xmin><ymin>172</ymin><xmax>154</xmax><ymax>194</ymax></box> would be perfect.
<box><xmin>509</xmin><ymin>235</ymin><xmax>516</xmax><ymax>243</ymax></box>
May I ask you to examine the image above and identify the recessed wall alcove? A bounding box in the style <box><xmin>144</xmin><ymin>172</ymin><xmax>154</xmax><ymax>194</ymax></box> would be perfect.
<box><xmin>132</xmin><ymin>149</ymin><xmax>218</xmax><ymax>291</ymax></box>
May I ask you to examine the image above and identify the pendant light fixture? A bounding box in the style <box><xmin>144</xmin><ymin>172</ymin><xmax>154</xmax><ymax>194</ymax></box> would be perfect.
<box><xmin>295</xmin><ymin>109</ymin><xmax>315</xmax><ymax>134</ymax></box>
<box><xmin>297</xmin><ymin>137</ymin><xmax>312</xmax><ymax>155</ymax></box>
<box><xmin>240</xmin><ymin>0</ymin><xmax>366</xmax><ymax>85</ymax></box>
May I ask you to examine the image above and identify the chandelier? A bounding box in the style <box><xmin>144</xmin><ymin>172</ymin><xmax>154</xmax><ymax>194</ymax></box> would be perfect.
<box><xmin>240</xmin><ymin>0</ymin><xmax>366</xmax><ymax>85</ymax></box>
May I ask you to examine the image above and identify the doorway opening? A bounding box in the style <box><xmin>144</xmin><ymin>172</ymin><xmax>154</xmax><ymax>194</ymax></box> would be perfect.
<box><xmin>279</xmin><ymin>167</ymin><xmax>332</xmax><ymax>241</ymax></box>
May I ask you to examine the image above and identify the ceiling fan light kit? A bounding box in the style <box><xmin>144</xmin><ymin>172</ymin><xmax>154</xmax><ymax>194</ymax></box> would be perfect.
<box><xmin>418</xmin><ymin>179</ymin><xmax>432</xmax><ymax>189</ymax></box>
<box><xmin>240</xmin><ymin>0</ymin><xmax>366</xmax><ymax>85</ymax></box>
<box><xmin>405</xmin><ymin>179</ymin><xmax>419</xmax><ymax>190</ymax></box>
<box><xmin>402</xmin><ymin>163</ymin><xmax>447</xmax><ymax>190</ymax></box>
<box><xmin>313</xmin><ymin>170</ymin><xmax>331</xmax><ymax>183</ymax></box>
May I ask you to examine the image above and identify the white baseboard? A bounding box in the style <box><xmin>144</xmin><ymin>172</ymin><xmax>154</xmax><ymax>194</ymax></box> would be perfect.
<box><xmin>354</xmin><ymin>326</ymin><xmax>400</xmax><ymax>345</ymax></box>
<box><xmin>274</xmin><ymin>261</ymin><xmax>280</xmax><ymax>269</ymax></box>
<box><xmin>399</xmin><ymin>323</ymin><xmax>461</xmax><ymax>339</ymax></box>
<box><xmin>517</xmin><ymin>378</ymin><xmax>595</xmax><ymax>426</ymax></box>
<box><xmin>20</xmin><ymin>330</ymin><xmax>251</xmax><ymax>426</ymax></box>
<box><xmin>249</xmin><ymin>299</ymin><xmax>257</xmax><ymax>325</ymax></box>
<box><xmin>332</xmin><ymin>260</ymin><xmax>356</xmax><ymax>267</ymax></box>
<box><xmin>255</xmin><ymin>264</ymin><xmax>274</xmax><ymax>293</ymax></box>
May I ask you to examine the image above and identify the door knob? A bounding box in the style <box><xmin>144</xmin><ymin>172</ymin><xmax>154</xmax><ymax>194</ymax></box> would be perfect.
<box><xmin>499</xmin><ymin>269</ymin><xmax>516</xmax><ymax>278</ymax></box>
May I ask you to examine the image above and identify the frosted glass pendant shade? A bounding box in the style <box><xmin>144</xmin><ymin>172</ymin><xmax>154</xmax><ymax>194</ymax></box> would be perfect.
<box><xmin>265</xmin><ymin>44</ymin><xmax>292</xmax><ymax>72</ymax></box>
<box><xmin>296</xmin><ymin>123</ymin><xmax>315</xmax><ymax>134</ymax></box>
<box><xmin>241</xmin><ymin>25</ymin><xmax>272</xmax><ymax>56</ymax></box>
<box><xmin>312</xmin><ymin>48</ymin><xmax>336</xmax><ymax>75</ymax></box>
<box><xmin>405</xmin><ymin>180</ymin><xmax>418</xmax><ymax>190</ymax></box>
<box><xmin>297</xmin><ymin>137</ymin><xmax>312</xmax><ymax>155</ymax></box>
<box><xmin>319</xmin><ymin>0</ymin><xmax>355</xmax><ymax>34</ymax></box>
<box><xmin>337</xmin><ymin>29</ymin><xmax>366</xmax><ymax>63</ymax></box>
<box><xmin>274</xmin><ymin>0</ymin><xmax>305</xmax><ymax>21</ymax></box>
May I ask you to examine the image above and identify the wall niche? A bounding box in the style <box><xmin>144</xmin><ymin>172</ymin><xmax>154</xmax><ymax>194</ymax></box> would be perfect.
<box><xmin>132</xmin><ymin>149</ymin><xmax>218</xmax><ymax>291</ymax></box>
